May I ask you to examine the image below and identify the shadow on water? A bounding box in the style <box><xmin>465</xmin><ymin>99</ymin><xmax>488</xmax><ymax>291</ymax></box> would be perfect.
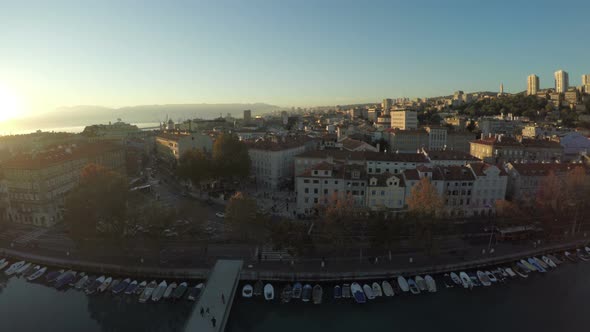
<box><xmin>226</xmin><ymin>262</ymin><xmax>590</xmax><ymax>332</ymax></box>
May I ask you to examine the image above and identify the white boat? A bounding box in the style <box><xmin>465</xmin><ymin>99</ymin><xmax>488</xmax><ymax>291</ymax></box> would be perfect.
<box><xmin>520</xmin><ymin>259</ymin><xmax>537</xmax><ymax>272</ymax></box>
<box><xmin>163</xmin><ymin>282</ymin><xmax>177</xmax><ymax>299</ymax></box>
<box><xmin>139</xmin><ymin>281</ymin><xmax>157</xmax><ymax>303</ymax></box>
<box><xmin>86</xmin><ymin>276</ymin><xmax>105</xmax><ymax>294</ymax></box>
<box><xmin>15</xmin><ymin>262</ymin><xmax>32</xmax><ymax>276</ymax></box>
<box><xmin>485</xmin><ymin>271</ymin><xmax>497</xmax><ymax>283</ymax></box>
<box><xmin>74</xmin><ymin>275</ymin><xmax>89</xmax><ymax>289</ymax></box>
<box><xmin>397</xmin><ymin>276</ymin><xmax>410</xmax><ymax>292</ymax></box>
<box><xmin>242</xmin><ymin>284</ymin><xmax>253</xmax><ymax>298</ymax></box>
<box><xmin>424</xmin><ymin>275</ymin><xmax>437</xmax><ymax>292</ymax></box>
<box><xmin>415</xmin><ymin>276</ymin><xmax>427</xmax><ymax>291</ymax></box>
<box><xmin>362</xmin><ymin>284</ymin><xmax>375</xmax><ymax>300</ymax></box>
<box><xmin>134</xmin><ymin>281</ymin><xmax>148</xmax><ymax>295</ymax></box>
<box><xmin>98</xmin><ymin>277</ymin><xmax>113</xmax><ymax>292</ymax></box>
<box><xmin>152</xmin><ymin>281</ymin><xmax>167</xmax><ymax>302</ymax></box>
<box><xmin>382</xmin><ymin>281</ymin><xmax>394</xmax><ymax>297</ymax></box>
<box><xmin>459</xmin><ymin>272</ymin><xmax>472</xmax><ymax>289</ymax></box>
<box><xmin>264</xmin><ymin>283</ymin><xmax>274</xmax><ymax>301</ymax></box>
<box><xmin>342</xmin><ymin>284</ymin><xmax>351</xmax><ymax>298</ymax></box>
<box><xmin>450</xmin><ymin>272</ymin><xmax>462</xmax><ymax>286</ymax></box>
<box><xmin>5</xmin><ymin>261</ymin><xmax>26</xmax><ymax>276</ymax></box>
<box><xmin>407</xmin><ymin>278</ymin><xmax>420</xmax><ymax>294</ymax></box>
<box><xmin>188</xmin><ymin>283</ymin><xmax>204</xmax><ymax>301</ymax></box>
<box><xmin>504</xmin><ymin>268</ymin><xmax>517</xmax><ymax>278</ymax></box>
<box><xmin>542</xmin><ymin>256</ymin><xmax>557</xmax><ymax>268</ymax></box>
<box><xmin>27</xmin><ymin>266</ymin><xmax>47</xmax><ymax>281</ymax></box>
<box><xmin>477</xmin><ymin>271</ymin><xmax>491</xmax><ymax>286</ymax></box>
<box><xmin>534</xmin><ymin>257</ymin><xmax>549</xmax><ymax>270</ymax></box>
<box><xmin>371</xmin><ymin>282</ymin><xmax>383</xmax><ymax>297</ymax></box>
<box><xmin>0</xmin><ymin>259</ymin><xmax>8</xmax><ymax>271</ymax></box>
<box><xmin>312</xmin><ymin>284</ymin><xmax>323</xmax><ymax>304</ymax></box>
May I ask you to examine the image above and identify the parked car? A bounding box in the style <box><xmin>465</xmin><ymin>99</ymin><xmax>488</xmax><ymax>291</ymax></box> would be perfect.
<box><xmin>215</xmin><ymin>212</ymin><xmax>225</xmax><ymax>218</ymax></box>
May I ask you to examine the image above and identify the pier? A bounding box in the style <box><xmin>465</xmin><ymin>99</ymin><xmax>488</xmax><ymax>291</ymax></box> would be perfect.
<box><xmin>186</xmin><ymin>260</ymin><xmax>243</xmax><ymax>331</ymax></box>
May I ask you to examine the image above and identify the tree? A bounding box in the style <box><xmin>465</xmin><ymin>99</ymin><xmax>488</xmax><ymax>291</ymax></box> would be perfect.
<box><xmin>177</xmin><ymin>149</ymin><xmax>212</xmax><ymax>186</ymax></box>
<box><xmin>406</xmin><ymin>177</ymin><xmax>444</xmax><ymax>217</ymax></box>
<box><xmin>65</xmin><ymin>164</ymin><xmax>128</xmax><ymax>239</ymax></box>
<box><xmin>406</xmin><ymin>177</ymin><xmax>444</xmax><ymax>255</ymax></box>
<box><xmin>225</xmin><ymin>192</ymin><xmax>264</xmax><ymax>241</ymax></box>
<box><xmin>466</xmin><ymin>120</ymin><xmax>476</xmax><ymax>132</ymax></box>
<box><xmin>212</xmin><ymin>133</ymin><xmax>251</xmax><ymax>179</ymax></box>
<box><xmin>495</xmin><ymin>199</ymin><xmax>528</xmax><ymax>226</ymax></box>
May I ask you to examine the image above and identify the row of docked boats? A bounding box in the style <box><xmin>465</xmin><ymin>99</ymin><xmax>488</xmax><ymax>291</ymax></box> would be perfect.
<box><xmin>0</xmin><ymin>258</ymin><xmax>205</xmax><ymax>303</ymax></box>
<box><xmin>240</xmin><ymin>247</ymin><xmax>590</xmax><ymax>304</ymax></box>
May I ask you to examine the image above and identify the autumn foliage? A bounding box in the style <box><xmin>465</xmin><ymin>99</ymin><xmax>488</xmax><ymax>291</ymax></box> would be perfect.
<box><xmin>406</xmin><ymin>177</ymin><xmax>444</xmax><ymax>217</ymax></box>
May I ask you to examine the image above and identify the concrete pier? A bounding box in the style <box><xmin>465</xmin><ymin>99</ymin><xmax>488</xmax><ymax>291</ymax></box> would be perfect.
<box><xmin>185</xmin><ymin>260</ymin><xmax>243</xmax><ymax>332</ymax></box>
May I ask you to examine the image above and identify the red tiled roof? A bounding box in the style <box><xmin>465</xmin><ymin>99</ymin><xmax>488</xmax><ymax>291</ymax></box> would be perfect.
<box><xmin>508</xmin><ymin>162</ymin><xmax>588</xmax><ymax>176</ymax></box>
<box><xmin>471</xmin><ymin>136</ymin><xmax>522</xmax><ymax>147</ymax></box>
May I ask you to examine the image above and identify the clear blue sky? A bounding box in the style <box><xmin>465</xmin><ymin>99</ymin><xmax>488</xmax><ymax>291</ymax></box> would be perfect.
<box><xmin>1</xmin><ymin>0</ymin><xmax>589</xmax><ymax>116</ymax></box>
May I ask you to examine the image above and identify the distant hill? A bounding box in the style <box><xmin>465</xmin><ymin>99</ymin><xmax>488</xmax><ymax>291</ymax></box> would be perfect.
<box><xmin>7</xmin><ymin>103</ymin><xmax>280</xmax><ymax>131</ymax></box>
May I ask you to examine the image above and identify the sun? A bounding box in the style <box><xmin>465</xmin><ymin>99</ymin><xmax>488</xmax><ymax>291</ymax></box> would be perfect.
<box><xmin>0</xmin><ymin>84</ymin><xmax>24</xmax><ymax>122</ymax></box>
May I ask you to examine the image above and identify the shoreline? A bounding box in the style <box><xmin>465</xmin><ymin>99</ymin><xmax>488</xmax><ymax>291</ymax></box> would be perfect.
<box><xmin>2</xmin><ymin>239</ymin><xmax>588</xmax><ymax>282</ymax></box>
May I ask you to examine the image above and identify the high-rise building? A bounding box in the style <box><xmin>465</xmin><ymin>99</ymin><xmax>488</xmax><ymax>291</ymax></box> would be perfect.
<box><xmin>527</xmin><ymin>74</ymin><xmax>539</xmax><ymax>96</ymax></box>
<box><xmin>382</xmin><ymin>98</ymin><xmax>393</xmax><ymax>111</ymax></box>
<box><xmin>583</xmin><ymin>74</ymin><xmax>590</xmax><ymax>93</ymax></box>
<box><xmin>499</xmin><ymin>83</ymin><xmax>504</xmax><ymax>95</ymax></box>
<box><xmin>554</xmin><ymin>70</ymin><xmax>569</xmax><ymax>93</ymax></box>
<box><xmin>390</xmin><ymin>110</ymin><xmax>418</xmax><ymax>130</ymax></box>
<box><xmin>243</xmin><ymin>110</ymin><xmax>252</xmax><ymax>124</ymax></box>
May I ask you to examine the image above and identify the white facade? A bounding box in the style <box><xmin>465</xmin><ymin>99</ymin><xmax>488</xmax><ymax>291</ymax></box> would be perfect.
<box><xmin>527</xmin><ymin>74</ymin><xmax>539</xmax><ymax>96</ymax></box>
<box><xmin>155</xmin><ymin>133</ymin><xmax>213</xmax><ymax>161</ymax></box>
<box><xmin>366</xmin><ymin>174</ymin><xmax>405</xmax><ymax>211</ymax></box>
<box><xmin>249</xmin><ymin>144</ymin><xmax>307</xmax><ymax>190</ymax></box>
<box><xmin>554</xmin><ymin>70</ymin><xmax>569</xmax><ymax>93</ymax></box>
<box><xmin>390</xmin><ymin>110</ymin><xmax>418</xmax><ymax>130</ymax></box>
<box><xmin>468</xmin><ymin>164</ymin><xmax>508</xmax><ymax>216</ymax></box>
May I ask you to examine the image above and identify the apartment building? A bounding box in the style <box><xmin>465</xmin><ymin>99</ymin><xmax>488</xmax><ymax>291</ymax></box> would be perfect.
<box><xmin>155</xmin><ymin>132</ymin><xmax>213</xmax><ymax>164</ymax></box>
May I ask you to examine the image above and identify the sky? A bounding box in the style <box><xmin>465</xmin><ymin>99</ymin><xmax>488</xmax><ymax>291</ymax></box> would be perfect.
<box><xmin>1</xmin><ymin>0</ymin><xmax>589</xmax><ymax>119</ymax></box>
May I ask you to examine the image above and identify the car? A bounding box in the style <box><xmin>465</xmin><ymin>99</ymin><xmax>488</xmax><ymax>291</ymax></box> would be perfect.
<box><xmin>215</xmin><ymin>212</ymin><xmax>225</xmax><ymax>218</ymax></box>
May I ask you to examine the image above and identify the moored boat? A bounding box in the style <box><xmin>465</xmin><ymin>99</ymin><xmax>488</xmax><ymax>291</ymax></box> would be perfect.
<box><xmin>108</xmin><ymin>279</ymin><xmax>121</xmax><ymax>292</ymax></box>
<box><xmin>504</xmin><ymin>267</ymin><xmax>517</xmax><ymax>278</ymax></box>
<box><xmin>302</xmin><ymin>284</ymin><xmax>312</xmax><ymax>302</ymax></box>
<box><xmin>242</xmin><ymin>284</ymin><xmax>253</xmax><ymax>298</ymax></box>
<box><xmin>23</xmin><ymin>265</ymin><xmax>40</xmax><ymax>278</ymax></box>
<box><xmin>371</xmin><ymin>282</ymin><xmax>383</xmax><ymax>297</ymax></box>
<box><xmin>415</xmin><ymin>276</ymin><xmax>427</xmax><ymax>291</ymax></box>
<box><xmin>281</xmin><ymin>284</ymin><xmax>293</xmax><ymax>303</ymax></box>
<box><xmin>477</xmin><ymin>271</ymin><xmax>491</xmax><ymax>286</ymax></box>
<box><xmin>172</xmin><ymin>282</ymin><xmax>188</xmax><ymax>300</ymax></box>
<box><xmin>15</xmin><ymin>262</ymin><xmax>32</xmax><ymax>276</ymax></box>
<box><xmin>521</xmin><ymin>259</ymin><xmax>537</xmax><ymax>272</ymax></box>
<box><xmin>342</xmin><ymin>283</ymin><xmax>351</xmax><ymax>298</ymax></box>
<box><xmin>55</xmin><ymin>271</ymin><xmax>77</xmax><ymax>289</ymax></box>
<box><xmin>576</xmin><ymin>249</ymin><xmax>590</xmax><ymax>261</ymax></box>
<box><xmin>351</xmin><ymin>282</ymin><xmax>366</xmax><ymax>304</ymax></box>
<box><xmin>333</xmin><ymin>285</ymin><xmax>342</xmax><ymax>299</ymax></box>
<box><xmin>382</xmin><ymin>281</ymin><xmax>394</xmax><ymax>296</ymax></box>
<box><xmin>458</xmin><ymin>272</ymin><xmax>471</xmax><ymax>288</ymax></box>
<box><xmin>564</xmin><ymin>251</ymin><xmax>577</xmax><ymax>262</ymax></box>
<box><xmin>407</xmin><ymin>278</ymin><xmax>420</xmax><ymax>294</ymax></box>
<box><xmin>397</xmin><ymin>276</ymin><xmax>410</xmax><ymax>292</ymax></box>
<box><xmin>113</xmin><ymin>278</ymin><xmax>131</xmax><ymax>294</ymax></box>
<box><xmin>264</xmin><ymin>283</ymin><xmax>274</xmax><ymax>301</ymax></box>
<box><xmin>534</xmin><ymin>257</ymin><xmax>549</xmax><ymax>269</ymax></box>
<box><xmin>547</xmin><ymin>254</ymin><xmax>562</xmax><ymax>265</ymax></box>
<box><xmin>139</xmin><ymin>280</ymin><xmax>157</xmax><ymax>303</ymax></box>
<box><xmin>442</xmin><ymin>274</ymin><xmax>454</xmax><ymax>288</ymax></box>
<box><xmin>124</xmin><ymin>280</ymin><xmax>139</xmax><ymax>295</ymax></box>
<box><xmin>86</xmin><ymin>276</ymin><xmax>106</xmax><ymax>295</ymax></box>
<box><xmin>424</xmin><ymin>275</ymin><xmax>437</xmax><ymax>293</ymax></box>
<box><xmin>511</xmin><ymin>264</ymin><xmax>528</xmax><ymax>278</ymax></box>
<box><xmin>27</xmin><ymin>266</ymin><xmax>47</xmax><ymax>281</ymax></box>
<box><xmin>527</xmin><ymin>258</ymin><xmax>546</xmax><ymax>273</ymax></box>
<box><xmin>134</xmin><ymin>281</ymin><xmax>147</xmax><ymax>295</ymax></box>
<box><xmin>83</xmin><ymin>276</ymin><xmax>97</xmax><ymax>290</ymax></box>
<box><xmin>451</xmin><ymin>272</ymin><xmax>463</xmax><ymax>287</ymax></box>
<box><xmin>151</xmin><ymin>280</ymin><xmax>167</xmax><ymax>302</ymax></box>
<box><xmin>0</xmin><ymin>259</ymin><xmax>9</xmax><ymax>271</ymax></box>
<box><xmin>163</xmin><ymin>282</ymin><xmax>177</xmax><ymax>299</ymax></box>
<box><xmin>5</xmin><ymin>261</ymin><xmax>26</xmax><ymax>276</ymax></box>
<box><xmin>312</xmin><ymin>284</ymin><xmax>323</xmax><ymax>304</ymax></box>
<box><xmin>98</xmin><ymin>277</ymin><xmax>113</xmax><ymax>293</ymax></box>
<box><xmin>74</xmin><ymin>275</ymin><xmax>89</xmax><ymax>289</ymax></box>
<box><xmin>187</xmin><ymin>283</ymin><xmax>204</xmax><ymax>301</ymax></box>
<box><xmin>292</xmin><ymin>283</ymin><xmax>302</xmax><ymax>299</ymax></box>
<box><xmin>485</xmin><ymin>271</ymin><xmax>497</xmax><ymax>283</ymax></box>
<box><xmin>542</xmin><ymin>256</ymin><xmax>557</xmax><ymax>268</ymax></box>
<box><xmin>362</xmin><ymin>284</ymin><xmax>375</xmax><ymax>300</ymax></box>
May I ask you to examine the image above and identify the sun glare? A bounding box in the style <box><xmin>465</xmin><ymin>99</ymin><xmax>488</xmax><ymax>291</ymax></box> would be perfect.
<box><xmin>0</xmin><ymin>84</ymin><xmax>24</xmax><ymax>122</ymax></box>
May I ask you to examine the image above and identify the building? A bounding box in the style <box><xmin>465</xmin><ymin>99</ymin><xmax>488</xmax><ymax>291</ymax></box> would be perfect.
<box><xmin>470</xmin><ymin>136</ymin><xmax>524</xmax><ymax>163</ymax></box>
<box><xmin>467</xmin><ymin>163</ymin><xmax>508</xmax><ymax>216</ymax></box>
<box><xmin>557</xmin><ymin>132</ymin><xmax>590</xmax><ymax>161</ymax></box>
<box><xmin>446</xmin><ymin>130</ymin><xmax>478</xmax><ymax>153</ymax></box>
<box><xmin>527</xmin><ymin>74</ymin><xmax>539</xmax><ymax>96</ymax></box>
<box><xmin>382</xmin><ymin>98</ymin><xmax>393</xmax><ymax>111</ymax></box>
<box><xmin>81</xmin><ymin>120</ymin><xmax>142</xmax><ymax>142</ymax></box>
<box><xmin>390</xmin><ymin>110</ymin><xmax>418</xmax><ymax>130</ymax></box>
<box><xmin>421</xmin><ymin>149</ymin><xmax>481</xmax><ymax>166</ymax></box>
<box><xmin>1</xmin><ymin>143</ymin><xmax>125</xmax><ymax>227</ymax></box>
<box><xmin>295</xmin><ymin>162</ymin><xmax>367</xmax><ymax>215</ymax></box>
<box><xmin>478</xmin><ymin>118</ymin><xmax>522</xmax><ymax>137</ymax></box>
<box><xmin>554</xmin><ymin>70</ymin><xmax>569</xmax><ymax>93</ymax></box>
<box><xmin>425</xmin><ymin>126</ymin><xmax>447</xmax><ymax>150</ymax></box>
<box><xmin>387</xmin><ymin>129</ymin><xmax>428</xmax><ymax>153</ymax></box>
<box><xmin>520</xmin><ymin>138</ymin><xmax>563</xmax><ymax>162</ymax></box>
<box><xmin>504</xmin><ymin>162</ymin><xmax>588</xmax><ymax>203</ymax></box>
<box><xmin>367</xmin><ymin>108</ymin><xmax>380</xmax><ymax>122</ymax></box>
<box><xmin>366</xmin><ymin>173</ymin><xmax>406</xmax><ymax>212</ymax></box>
<box><xmin>155</xmin><ymin>132</ymin><xmax>213</xmax><ymax>164</ymax></box>
<box><xmin>247</xmin><ymin>137</ymin><xmax>316</xmax><ymax>190</ymax></box>
<box><xmin>564</xmin><ymin>88</ymin><xmax>580</xmax><ymax>105</ymax></box>
<box><xmin>338</xmin><ymin>137</ymin><xmax>378</xmax><ymax>152</ymax></box>
<box><xmin>243</xmin><ymin>110</ymin><xmax>252</xmax><ymax>124</ymax></box>
<box><xmin>583</xmin><ymin>74</ymin><xmax>590</xmax><ymax>93</ymax></box>
<box><xmin>375</xmin><ymin>114</ymin><xmax>391</xmax><ymax>129</ymax></box>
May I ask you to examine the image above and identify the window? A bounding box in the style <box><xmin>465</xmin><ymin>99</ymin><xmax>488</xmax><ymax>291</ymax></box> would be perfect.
<box><xmin>304</xmin><ymin>188</ymin><xmax>309</xmax><ymax>193</ymax></box>
<box><xmin>304</xmin><ymin>179</ymin><xmax>310</xmax><ymax>183</ymax></box>
<box><xmin>324</xmin><ymin>180</ymin><xmax>328</xmax><ymax>184</ymax></box>
<box><xmin>371</xmin><ymin>190</ymin><xmax>376</xmax><ymax>195</ymax></box>
<box><xmin>313</xmin><ymin>180</ymin><xmax>319</xmax><ymax>184</ymax></box>
<box><xmin>323</xmin><ymin>189</ymin><xmax>328</xmax><ymax>195</ymax></box>
<box><xmin>304</xmin><ymin>198</ymin><xmax>309</xmax><ymax>203</ymax></box>
<box><xmin>324</xmin><ymin>170</ymin><xmax>328</xmax><ymax>175</ymax></box>
<box><xmin>313</xmin><ymin>198</ymin><xmax>318</xmax><ymax>203</ymax></box>
<box><xmin>313</xmin><ymin>188</ymin><xmax>318</xmax><ymax>194</ymax></box>
<box><xmin>381</xmin><ymin>191</ymin><xmax>385</xmax><ymax>196</ymax></box>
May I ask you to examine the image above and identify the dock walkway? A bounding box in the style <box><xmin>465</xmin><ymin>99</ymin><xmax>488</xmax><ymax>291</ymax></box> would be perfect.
<box><xmin>186</xmin><ymin>260</ymin><xmax>243</xmax><ymax>332</ymax></box>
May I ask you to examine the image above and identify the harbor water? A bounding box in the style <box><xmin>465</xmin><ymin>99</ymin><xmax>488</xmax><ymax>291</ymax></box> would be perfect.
<box><xmin>0</xmin><ymin>261</ymin><xmax>589</xmax><ymax>332</ymax></box>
